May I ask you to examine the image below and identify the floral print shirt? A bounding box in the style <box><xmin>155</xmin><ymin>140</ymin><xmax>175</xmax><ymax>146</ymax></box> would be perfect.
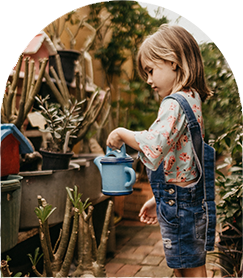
<box><xmin>134</xmin><ymin>90</ymin><xmax>204</xmax><ymax>183</ymax></box>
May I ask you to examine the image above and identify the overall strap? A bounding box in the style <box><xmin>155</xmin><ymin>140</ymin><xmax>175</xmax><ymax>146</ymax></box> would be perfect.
<box><xmin>166</xmin><ymin>93</ymin><xmax>216</xmax><ymax>251</ymax></box>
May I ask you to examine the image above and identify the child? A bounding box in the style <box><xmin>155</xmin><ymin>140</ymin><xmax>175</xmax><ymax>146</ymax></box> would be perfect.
<box><xmin>106</xmin><ymin>24</ymin><xmax>216</xmax><ymax>277</ymax></box>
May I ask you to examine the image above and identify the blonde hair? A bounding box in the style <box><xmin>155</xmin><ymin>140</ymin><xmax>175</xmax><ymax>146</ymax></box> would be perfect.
<box><xmin>137</xmin><ymin>24</ymin><xmax>212</xmax><ymax>102</ymax></box>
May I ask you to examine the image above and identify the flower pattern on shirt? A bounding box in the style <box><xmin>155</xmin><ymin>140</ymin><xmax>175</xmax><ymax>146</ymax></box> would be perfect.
<box><xmin>134</xmin><ymin>91</ymin><xmax>204</xmax><ymax>183</ymax></box>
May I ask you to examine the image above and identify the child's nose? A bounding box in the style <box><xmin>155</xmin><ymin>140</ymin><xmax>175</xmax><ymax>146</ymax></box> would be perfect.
<box><xmin>147</xmin><ymin>75</ymin><xmax>152</xmax><ymax>85</ymax></box>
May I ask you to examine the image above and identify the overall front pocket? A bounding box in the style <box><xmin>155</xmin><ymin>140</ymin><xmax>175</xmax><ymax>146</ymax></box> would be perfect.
<box><xmin>157</xmin><ymin>197</ymin><xmax>179</xmax><ymax>227</ymax></box>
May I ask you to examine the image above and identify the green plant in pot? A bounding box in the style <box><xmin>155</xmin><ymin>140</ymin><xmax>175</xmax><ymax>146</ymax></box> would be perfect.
<box><xmin>35</xmin><ymin>95</ymin><xmax>84</xmax><ymax>170</ymax></box>
<box><xmin>35</xmin><ymin>84</ymin><xmax>109</xmax><ymax>171</ymax></box>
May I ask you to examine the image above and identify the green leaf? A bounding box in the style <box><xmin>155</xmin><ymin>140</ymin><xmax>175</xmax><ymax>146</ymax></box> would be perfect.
<box><xmin>66</xmin><ymin>187</ymin><xmax>74</xmax><ymax>204</ymax></box>
<box><xmin>13</xmin><ymin>272</ymin><xmax>22</xmax><ymax>277</ymax></box>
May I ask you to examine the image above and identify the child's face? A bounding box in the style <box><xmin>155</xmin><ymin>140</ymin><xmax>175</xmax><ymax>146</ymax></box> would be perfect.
<box><xmin>142</xmin><ymin>58</ymin><xmax>177</xmax><ymax>99</ymax></box>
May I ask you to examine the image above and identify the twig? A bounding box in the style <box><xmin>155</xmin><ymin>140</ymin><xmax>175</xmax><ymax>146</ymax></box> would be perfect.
<box><xmin>14</xmin><ymin>57</ymin><xmax>29</xmax><ymax>129</ymax></box>
<box><xmin>97</xmin><ymin>200</ymin><xmax>113</xmax><ymax>266</ymax></box>
<box><xmin>6</xmin><ymin>54</ymin><xmax>23</xmax><ymax>121</ymax></box>
<box><xmin>23</xmin><ymin>58</ymin><xmax>48</xmax><ymax>121</ymax></box>
<box><xmin>43</xmin><ymin>71</ymin><xmax>67</xmax><ymax>109</ymax></box>
<box><xmin>27</xmin><ymin>59</ymin><xmax>35</xmax><ymax>99</ymax></box>
<box><xmin>49</xmin><ymin>66</ymin><xmax>65</xmax><ymax>99</ymax></box>
<box><xmin>55</xmin><ymin>54</ymin><xmax>70</xmax><ymax>103</ymax></box>
<box><xmin>54</xmin><ymin>193</ymin><xmax>73</xmax><ymax>261</ymax></box>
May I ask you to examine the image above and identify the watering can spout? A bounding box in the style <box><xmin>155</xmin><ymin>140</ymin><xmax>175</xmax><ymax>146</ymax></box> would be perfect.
<box><xmin>93</xmin><ymin>156</ymin><xmax>103</xmax><ymax>175</ymax></box>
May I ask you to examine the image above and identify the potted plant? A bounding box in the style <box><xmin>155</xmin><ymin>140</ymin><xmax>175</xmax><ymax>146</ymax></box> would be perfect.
<box><xmin>35</xmin><ymin>77</ymin><xmax>109</xmax><ymax>170</ymax></box>
<box><xmin>35</xmin><ymin>95</ymin><xmax>84</xmax><ymax>170</ymax></box>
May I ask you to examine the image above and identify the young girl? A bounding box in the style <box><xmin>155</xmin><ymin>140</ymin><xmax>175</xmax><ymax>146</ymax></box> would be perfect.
<box><xmin>106</xmin><ymin>24</ymin><xmax>216</xmax><ymax>277</ymax></box>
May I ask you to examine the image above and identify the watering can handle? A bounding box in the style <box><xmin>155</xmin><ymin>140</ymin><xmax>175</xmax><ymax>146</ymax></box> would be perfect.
<box><xmin>106</xmin><ymin>144</ymin><xmax>126</xmax><ymax>157</ymax></box>
<box><xmin>124</xmin><ymin>166</ymin><xmax>136</xmax><ymax>188</ymax></box>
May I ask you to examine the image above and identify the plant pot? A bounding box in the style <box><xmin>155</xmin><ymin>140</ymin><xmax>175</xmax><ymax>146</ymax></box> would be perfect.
<box><xmin>19</xmin><ymin>163</ymin><xmax>79</xmax><ymax>229</ymax></box>
<box><xmin>1</xmin><ymin>175</ymin><xmax>23</xmax><ymax>252</ymax></box>
<box><xmin>39</xmin><ymin>149</ymin><xmax>74</xmax><ymax>170</ymax></box>
<box><xmin>49</xmin><ymin>49</ymin><xmax>80</xmax><ymax>84</ymax></box>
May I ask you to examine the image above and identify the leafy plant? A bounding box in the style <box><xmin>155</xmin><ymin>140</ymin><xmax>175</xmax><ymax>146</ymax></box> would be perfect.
<box><xmin>201</xmin><ymin>42</ymin><xmax>242</xmax><ymax>146</ymax></box>
<box><xmin>209</xmin><ymin>238</ymin><xmax>242</xmax><ymax>277</ymax></box>
<box><xmin>214</xmin><ymin>123</ymin><xmax>243</xmax><ymax>231</ymax></box>
<box><xmin>27</xmin><ymin>247</ymin><xmax>43</xmax><ymax>268</ymax></box>
<box><xmin>66</xmin><ymin>185</ymin><xmax>91</xmax><ymax>211</ymax></box>
<box><xmin>216</xmin><ymin>167</ymin><xmax>242</xmax><ymax>231</ymax></box>
<box><xmin>34</xmin><ymin>203</ymin><xmax>57</xmax><ymax>224</ymax></box>
<box><xmin>35</xmin><ymin>94</ymin><xmax>85</xmax><ymax>153</ymax></box>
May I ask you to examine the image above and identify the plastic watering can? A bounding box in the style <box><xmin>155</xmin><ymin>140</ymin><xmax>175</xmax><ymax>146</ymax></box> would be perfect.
<box><xmin>93</xmin><ymin>144</ymin><xmax>136</xmax><ymax>196</ymax></box>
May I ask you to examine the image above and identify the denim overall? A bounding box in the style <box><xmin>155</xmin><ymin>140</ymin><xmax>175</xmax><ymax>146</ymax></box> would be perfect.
<box><xmin>146</xmin><ymin>93</ymin><xmax>216</xmax><ymax>269</ymax></box>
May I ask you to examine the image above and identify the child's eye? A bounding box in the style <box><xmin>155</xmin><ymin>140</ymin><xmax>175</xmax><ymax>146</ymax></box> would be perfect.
<box><xmin>148</xmin><ymin>69</ymin><xmax>153</xmax><ymax>75</ymax></box>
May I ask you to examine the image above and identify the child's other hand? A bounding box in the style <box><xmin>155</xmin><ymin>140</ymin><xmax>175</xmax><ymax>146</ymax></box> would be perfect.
<box><xmin>139</xmin><ymin>197</ymin><xmax>158</xmax><ymax>225</ymax></box>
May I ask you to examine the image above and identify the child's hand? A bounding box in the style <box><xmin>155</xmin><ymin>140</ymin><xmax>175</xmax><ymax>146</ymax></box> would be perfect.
<box><xmin>106</xmin><ymin>127</ymin><xmax>141</xmax><ymax>151</ymax></box>
<box><xmin>106</xmin><ymin>128</ymin><xmax>124</xmax><ymax>149</ymax></box>
<box><xmin>139</xmin><ymin>197</ymin><xmax>158</xmax><ymax>225</ymax></box>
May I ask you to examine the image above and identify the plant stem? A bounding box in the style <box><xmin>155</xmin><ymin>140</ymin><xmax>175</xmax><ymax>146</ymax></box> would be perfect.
<box><xmin>54</xmin><ymin>193</ymin><xmax>73</xmax><ymax>261</ymax></box>
<box><xmin>14</xmin><ymin>57</ymin><xmax>29</xmax><ymax>129</ymax></box>
<box><xmin>6</xmin><ymin>54</ymin><xmax>23</xmax><ymax>121</ymax></box>
<box><xmin>23</xmin><ymin>58</ymin><xmax>48</xmax><ymax>120</ymax></box>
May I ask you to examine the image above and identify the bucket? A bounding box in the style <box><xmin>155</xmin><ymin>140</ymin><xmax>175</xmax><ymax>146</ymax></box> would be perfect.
<box><xmin>1</xmin><ymin>175</ymin><xmax>23</xmax><ymax>252</ymax></box>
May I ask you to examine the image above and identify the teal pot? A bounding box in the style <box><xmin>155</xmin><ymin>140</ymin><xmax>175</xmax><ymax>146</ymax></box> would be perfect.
<box><xmin>19</xmin><ymin>163</ymin><xmax>79</xmax><ymax>229</ymax></box>
<box><xmin>1</xmin><ymin>175</ymin><xmax>23</xmax><ymax>252</ymax></box>
<box><xmin>39</xmin><ymin>149</ymin><xmax>74</xmax><ymax>170</ymax></box>
<box><xmin>49</xmin><ymin>50</ymin><xmax>80</xmax><ymax>84</ymax></box>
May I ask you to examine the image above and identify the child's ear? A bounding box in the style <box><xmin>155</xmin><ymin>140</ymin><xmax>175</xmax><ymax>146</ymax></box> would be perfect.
<box><xmin>171</xmin><ymin>62</ymin><xmax>177</xmax><ymax>71</ymax></box>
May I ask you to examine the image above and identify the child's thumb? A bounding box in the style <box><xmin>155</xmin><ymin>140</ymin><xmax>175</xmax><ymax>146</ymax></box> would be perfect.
<box><xmin>138</xmin><ymin>204</ymin><xmax>146</xmax><ymax>217</ymax></box>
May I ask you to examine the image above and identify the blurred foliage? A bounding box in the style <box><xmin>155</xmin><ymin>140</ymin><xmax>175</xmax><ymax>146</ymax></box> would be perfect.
<box><xmin>88</xmin><ymin>1</ymin><xmax>167</xmax><ymax>130</ymax></box>
<box><xmin>89</xmin><ymin>1</ymin><xmax>168</xmax><ymax>84</ymax></box>
<box><xmin>118</xmin><ymin>80</ymin><xmax>159</xmax><ymax>130</ymax></box>
<box><xmin>200</xmin><ymin>42</ymin><xmax>242</xmax><ymax>148</ymax></box>
<box><xmin>201</xmin><ymin>43</ymin><xmax>242</xmax><ymax>233</ymax></box>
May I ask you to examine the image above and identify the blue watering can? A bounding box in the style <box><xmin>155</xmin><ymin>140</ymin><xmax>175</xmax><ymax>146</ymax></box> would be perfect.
<box><xmin>94</xmin><ymin>144</ymin><xmax>136</xmax><ymax>196</ymax></box>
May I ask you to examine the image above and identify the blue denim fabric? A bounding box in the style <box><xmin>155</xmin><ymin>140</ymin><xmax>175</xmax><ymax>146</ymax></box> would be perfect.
<box><xmin>146</xmin><ymin>93</ymin><xmax>216</xmax><ymax>269</ymax></box>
